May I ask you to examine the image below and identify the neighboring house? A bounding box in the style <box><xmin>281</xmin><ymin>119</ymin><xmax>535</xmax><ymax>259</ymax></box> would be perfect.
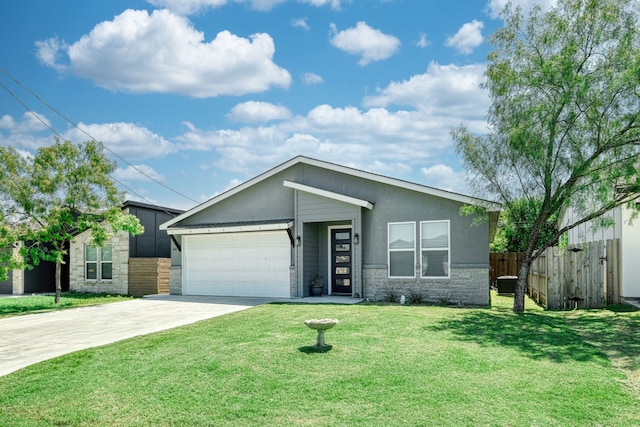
<box><xmin>0</xmin><ymin>242</ymin><xmax>68</xmax><ymax>295</ymax></box>
<box><xmin>563</xmin><ymin>203</ymin><xmax>640</xmax><ymax>299</ymax></box>
<box><xmin>69</xmin><ymin>201</ymin><xmax>183</xmax><ymax>296</ymax></box>
<box><xmin>160</xmin><ymin>156</ymin><xmax>500</xmax><ymax>305</ymax></box>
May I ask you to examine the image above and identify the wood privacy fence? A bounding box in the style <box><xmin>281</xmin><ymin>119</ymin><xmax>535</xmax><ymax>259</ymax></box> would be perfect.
<box><xmin>528</xmin><ymin>239</ymin><xmax>621</xmax><ymax>309</ymax></box>
<box><xmin>489</xmin><ymin>252</ymin><xmax>524</xmax><ymax>287</ymax></box>
<box><xmin>128</xmin><ymin>258</ymin><xmax>170</xmax><ymax>296</ymax></box>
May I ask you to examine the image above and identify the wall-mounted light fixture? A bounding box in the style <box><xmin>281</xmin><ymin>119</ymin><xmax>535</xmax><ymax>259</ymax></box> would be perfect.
<box><xmin>353</xmin><ymin>233</ymin><xmax>359</xmax><ymax>244</ymax></box>
<box><xmin>296</xmin><ymin>236</ymin><xmax>301</xmax><ymax>246</ymax></box>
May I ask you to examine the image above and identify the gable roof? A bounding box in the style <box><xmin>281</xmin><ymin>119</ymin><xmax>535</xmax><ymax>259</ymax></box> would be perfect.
<box><xmin>160</xmin><ymin>155</ymin><xmax>501</xmax><ymax>230</ymax></box>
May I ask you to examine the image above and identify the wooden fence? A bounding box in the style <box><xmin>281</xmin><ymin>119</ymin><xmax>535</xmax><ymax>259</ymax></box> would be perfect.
<box><xmin>489</xmin><ymin>252</ymin><xmax>524</xmax><ymax>287</ymax></box>
<box><xmin>528</xmin><ymin>239</ymin><xmax>621</xmax><ymax>309</ymax></box>
<box><xmin>128</xmin><ymin>258</ymin><xmax>170</xmax><ymax>296</ymax></box>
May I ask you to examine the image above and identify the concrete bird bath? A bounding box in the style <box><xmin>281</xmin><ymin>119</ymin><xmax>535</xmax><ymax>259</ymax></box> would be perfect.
<box><xmin>304</xmin><ymin>318</ymin><xmax>338</xmax><ymax>348</ymax></box>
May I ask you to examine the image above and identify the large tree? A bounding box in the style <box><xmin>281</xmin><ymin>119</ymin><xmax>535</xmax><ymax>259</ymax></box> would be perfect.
<box><xmin>490</xmin><ymin>197</ymin><xmax>558</xmax><ymax>252</ymax></box>
<box><xmin>452</xmin><ymin>0</ymin><xmax>640</xmax><ymax>312</ymax></box>
<box><xmin>0</xmin><ymin>139</ymin><xmax>143</xmax><ymax>303</ymax></box>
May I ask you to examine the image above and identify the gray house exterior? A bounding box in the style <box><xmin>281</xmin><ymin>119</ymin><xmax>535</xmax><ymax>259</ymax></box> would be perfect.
<box><xmin>161</xmin><ymin>156</ymin><xmax>500</xmax><ymax>305</ymax></box>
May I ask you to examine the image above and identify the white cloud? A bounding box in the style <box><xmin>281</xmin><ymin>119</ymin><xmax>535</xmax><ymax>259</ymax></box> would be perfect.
<box><xmin>445</xmin><ymin>20</ymin><xmax>484</xmax><ymax>55</ymax></box>
<box><xmin>420</xmin><ymin>164</ymin><xmax>468</xmax><ymax>193</ymax></box>
<box><xmin>34</xmin><ymin>37</ymin><xmax>67</xmax><ymax>71</ymax></box>
<box><xmin>487</xmin><ymin>0</ymin><xmax>557</xmax><ymax>19</ymax></box>
<box><xmin>226</xmin><ymin>101</ymin><xmax>292</xmax><ymax>123</ymax></box>
<box><xmin>113</xmin><ymin>164</ymin><xmax>165</xmax><ymax>182</ymax></box>
<box><xmin>36</xmin><ymin>9</ymin><xmax>291</xmax><ymax>98</ymax></box>
<box><xmin>363</xmin><ymin>62</ymin><xmax>489</xmax><ymax>118</ymax></box>
<box><xmin>0</xmin><ymin>112</ymin><xmax>55</xmax><ymax>150</ymax></box>
<box><xmin>291</xmin><ymin>17</ymin><xmax>310</xmax><ymax>30</ymax></box>
<box><xmin>63</xmin><ymin>122</ymin><xmax>176</xmax><ymax>161</ymax></box>
<box><xmin>303</xmin><ymin>0</ymin><xmax>341</xmax><ymax>9</ymax></box>
<box><xmin>417</xmin><ymin>33</ymin><xmax>430</xmax><ymax>48</ymax></box>
<box><xmin>330</xmin><ymin>21</ymin><xmax>400</xmax><ymax>66</ymax></box>
<box><xmin>146</xmin><ymin>0</ymin><xmax>341</xmax><ymax>14</ymax></box>
<box><xmin>301</xmin><ymin>72</ymin><xmax>323</xmax><ymax>85</ymax></box>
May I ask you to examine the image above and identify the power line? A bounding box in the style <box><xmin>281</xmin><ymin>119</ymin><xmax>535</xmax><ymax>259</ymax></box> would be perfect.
<box><xmin>1</xmin><ymin>78</ymin><xmax>162</xmax><ymax>204</ymax></box>
<box><xmin>0</xmin><ymin>66</ymin><xmax>198</xmax><ymax>204</ymax></box>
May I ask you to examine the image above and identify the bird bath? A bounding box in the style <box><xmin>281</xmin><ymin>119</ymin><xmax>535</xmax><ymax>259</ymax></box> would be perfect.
<box><xmin>304</xmin><ymin>318</ymin><xmax>338</xmax><ymax>348</ymax></box>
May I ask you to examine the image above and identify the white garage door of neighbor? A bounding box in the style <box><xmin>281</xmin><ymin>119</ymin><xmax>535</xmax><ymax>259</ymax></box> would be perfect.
<box><xmin>183</xmin><ymin>231</ymin><xmax>291</xmax><ymax>297</ymax></box>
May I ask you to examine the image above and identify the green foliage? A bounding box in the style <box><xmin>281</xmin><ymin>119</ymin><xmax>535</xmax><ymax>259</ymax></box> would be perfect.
<box><xmin>453</xmin><ymin>0</ymin><xmax>640</xmax><ymax>312</ymax></box>
<box><xmin>382</xmin><ymin>285</ymin><xmax>400</xmax><ymax>302</ymax></box>
<box><xmin>407</xmin><ymin>289</ymin><xmax>425</xmax><ymax>305</ymax></box>
<box><xmin>0</xmin><ymin>139</ymin><xmax>143</xmax><ymax>300</ymax></box>
<box><xmin>491</xmin><ymin>198</ymin><xmax>558</xmax><ymax>252</ymax></box>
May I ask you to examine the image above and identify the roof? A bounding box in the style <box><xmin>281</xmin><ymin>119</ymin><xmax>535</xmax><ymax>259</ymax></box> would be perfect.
<box><xmin>160</xmin><ymin>155</ymin><xmax>501</xmax><ymax>230</ymax></box>
<box><xmin>123</xmin><ymin>200</ymin><xmax>184</xmax><ymax>216</ymax></box>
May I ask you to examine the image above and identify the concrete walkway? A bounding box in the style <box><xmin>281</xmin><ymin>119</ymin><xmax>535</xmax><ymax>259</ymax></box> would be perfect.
<box><xmin>0</xmin><ymin>295</ymin><xmax>277</xmax><ymax>377</ymax></box>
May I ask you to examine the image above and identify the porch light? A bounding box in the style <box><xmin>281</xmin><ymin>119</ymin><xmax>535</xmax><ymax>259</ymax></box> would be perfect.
<box><xmin>296</xmin><ymin>236</ymin><xmax>301</xmax><ymax>246</ymax></box>
<box><xmin>353</xmin><ymin>233</ymin><xmax>359</xmax><ymax>244</ymax></box>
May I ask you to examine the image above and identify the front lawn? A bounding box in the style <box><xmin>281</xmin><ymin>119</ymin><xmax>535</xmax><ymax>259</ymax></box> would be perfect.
<box><xmin>0</xmin><ymin>292</ymin><xmax>136</xmax><ymax>318</ymax></box>
<box><xmin>0</xmin><ymin>293</ymin><xmax>638</xmax><ymax>426</ymax></box>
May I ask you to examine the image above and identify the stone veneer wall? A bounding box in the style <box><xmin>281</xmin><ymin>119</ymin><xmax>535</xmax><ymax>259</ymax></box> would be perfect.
<box><xmin>363</xmin><ymin>265</ymin><xmax>490</xmax><ymax>306</ymax></box>
<box><xmin>169</xmin><ymin>266</ymin><xmax>182</xmax><ymax>295</ymax></box>
<box><xmin>290</xmin><ymin>266</ymin><xmax>297</xmax><ymax>297</ymax></box>
<box><xmin>69</xmin><ymin>229</ymin><xmax>130</xmax><ymax>295</ymax></box>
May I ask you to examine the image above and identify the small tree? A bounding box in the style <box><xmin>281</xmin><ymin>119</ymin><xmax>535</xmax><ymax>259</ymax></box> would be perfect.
<box><xmin>453</xmin><ymin>0</ymin><xmax>640</xmax><ymax>313</ymax></box>
<box><xmin>0</xmin><ymin>139</ymin><xmax>143</xmax><ymax>303</ymax></box>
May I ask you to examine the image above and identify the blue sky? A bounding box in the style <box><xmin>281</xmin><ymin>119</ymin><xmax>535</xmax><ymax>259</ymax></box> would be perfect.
<box><xmin>0</xmin><ymin>0</ymin><xmax>556</xmax><ymax>210</ymax></box>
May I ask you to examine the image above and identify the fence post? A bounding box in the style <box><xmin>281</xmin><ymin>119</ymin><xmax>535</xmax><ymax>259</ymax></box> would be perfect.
<box><xmin>606</xmin><ymin>239</ymin><xmax>621</xmax><ymax>305</ymax></box>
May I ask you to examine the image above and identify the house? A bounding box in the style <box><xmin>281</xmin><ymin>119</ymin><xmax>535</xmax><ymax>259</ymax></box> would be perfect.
<box><xmin>69</xmin><ymin>201</ymin><xmax>183</xmax><ymax>296</ymax></box>
<box><xmin>563</xmin><ymin>203</ymin><xmax>640</xmax><ymax>300</ymax></box>
<box><xmin>160</xmin><ymin>156</ymin><xmax>500</xmax><ymax>305</ymax></box>
<box><xmin>0</xmin><ymin>242</ymin><xmax>67</xmax><ymax>295</ymax></box>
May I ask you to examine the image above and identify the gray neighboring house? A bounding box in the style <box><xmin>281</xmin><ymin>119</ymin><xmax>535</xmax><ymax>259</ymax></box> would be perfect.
<box><xmin>69</xmin><ymin>201</ymin><xmax>183</xmax><ymax>296</ymax></box>
<box><xmin>160</xmin><ymin>156</ymin><xmax>501</xmax><ymax>305</ymax></box>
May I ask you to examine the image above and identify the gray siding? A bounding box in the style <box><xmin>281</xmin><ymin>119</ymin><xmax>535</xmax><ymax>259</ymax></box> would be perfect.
<box><xmin>169</xmin><ymin>161</ymin><xmax>490</xmax><ymax>303</ymax></box>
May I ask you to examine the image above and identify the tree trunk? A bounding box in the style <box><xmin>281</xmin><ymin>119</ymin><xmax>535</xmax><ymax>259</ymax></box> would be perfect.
<box><xmin>55</xmin><ymin>260</ymin><xmax>61</xmax><ymax>304</ymax></box>
<box><xmin>513</xmin><ymin>258</ymin><xmax>532</xmax><ymax>313</ymax></box>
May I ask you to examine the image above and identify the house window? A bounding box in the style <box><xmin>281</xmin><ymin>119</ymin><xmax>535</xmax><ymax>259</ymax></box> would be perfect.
<box><xmin>85</xmin><ymin>244</ymin><xmax>113</xmax><ymax>280</ymax></box>
<box><xmin>388</xmin><ymin>222</ymin><xmax>416</xmax><ymax>278</ymax></box>
<box><xmin>421</xmin><ymin>220</ymin><xmax>450</xmax><ymax>278</ymax></box>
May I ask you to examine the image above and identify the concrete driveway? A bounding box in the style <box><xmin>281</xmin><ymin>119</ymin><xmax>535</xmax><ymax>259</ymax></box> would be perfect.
<box><xmin>0</xmin><ymin>295</ymin><xmax>277</xmax><ymax>377</ymax></box>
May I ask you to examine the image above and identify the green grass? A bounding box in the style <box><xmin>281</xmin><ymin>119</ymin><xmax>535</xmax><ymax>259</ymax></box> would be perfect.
<box><xmin>0</xmin><ymin>293</ymin><xmax>638</xmax><ymax>426</ymax></box>
<box><xmin>0</xmin><ymin>292</ymin><xmax>136</xmax><ymax>317</ymax></box>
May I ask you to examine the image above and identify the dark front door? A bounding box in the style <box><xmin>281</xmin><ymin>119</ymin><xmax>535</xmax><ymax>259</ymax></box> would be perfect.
<box><xmin>331</xmin><ymin>228</ymin><xmax>352</xmax><ymax>295</ymax></box>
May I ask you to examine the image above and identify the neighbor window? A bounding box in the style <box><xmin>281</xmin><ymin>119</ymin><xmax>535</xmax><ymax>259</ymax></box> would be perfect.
<box><xmin>421</xmin><ymin>220</ymin><xmax>450</xmax><ymax>278</ymax></box>
<box><xmin>85</xmin><ymin>244</ymin><xmax>113</xmax><ymax>280</ymax></box>
<box><xmin>388</xmin><ymin>222</ymin><xmax>416</xmax><ymax>278</ymax></box>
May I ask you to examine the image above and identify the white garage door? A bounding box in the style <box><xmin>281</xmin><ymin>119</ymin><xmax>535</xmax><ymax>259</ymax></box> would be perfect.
<box><xmin>182</xmin><ymin>231</ymin><xmax>291</xmax><ymax>297</ymax></box>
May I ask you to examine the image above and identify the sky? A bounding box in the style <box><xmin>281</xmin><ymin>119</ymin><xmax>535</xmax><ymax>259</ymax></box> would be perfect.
<box><xmin>0</xmin><ymin>0</ymin><xmax>557</xmax><ymax>211</ymax></box>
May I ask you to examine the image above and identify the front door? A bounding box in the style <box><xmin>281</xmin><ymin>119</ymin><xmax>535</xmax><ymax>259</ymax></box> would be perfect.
<box><xmin>331</xmin><ymin>228</ymin><xmax>352</xmax><ymax>295</ymax></box>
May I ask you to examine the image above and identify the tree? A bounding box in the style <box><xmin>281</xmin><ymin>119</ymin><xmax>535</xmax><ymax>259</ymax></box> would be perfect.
<box><xmin>0</xmin><ymin>139</ymin><xmax>143</xmax><ymax>303</ymax></box>
<box><xmin>490</xmin><ymin>198</ymin><xmax>557</xmax><ymax>252</ymax></box>
<box><xmin>452</xmin><ymin>0</ymin><xmax>640</xmax><ymax>313</ymax></box>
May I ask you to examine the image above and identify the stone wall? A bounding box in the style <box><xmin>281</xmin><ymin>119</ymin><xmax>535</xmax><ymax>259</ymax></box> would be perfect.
<box><xmin>69</xmin><ymin>229</ymin><xmax>130</xmax><ymax>295</ymax></box>
<box><xmin>169</xmin><ymin>266</ymin><xmax>182</xmax><ymax>295</ymax></box>
<box><xmin>363</xmin><ymin>264</ymin><xmax>489</xmax><ymax>306</ymax></box>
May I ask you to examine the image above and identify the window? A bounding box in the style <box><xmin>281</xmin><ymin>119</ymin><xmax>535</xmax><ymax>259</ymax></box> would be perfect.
<box><xmin>421</xmin><ymin>221</ymin><xmax>450</xmax><ymax>278</ymax></box>
<box><xmin>388</xmin><ymin>222</ymin><xmax>415</xmax><ymax>278</ymax></box>
<box><xmin>85</xmin><ymin>244</ymin><xmax>113</xmax><ymax>280</ymax></box>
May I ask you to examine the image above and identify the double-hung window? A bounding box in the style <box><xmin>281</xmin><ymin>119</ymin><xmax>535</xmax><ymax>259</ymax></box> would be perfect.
<box><xmin>421</xmin><ymin>220</ymin><xmax>450</xmax><ymax>278</ymax></box>
<box><xmin>85</xmin><ymin>244</ymin><xmax>113</xmax><ymax>280</ymax></box>
<box><xmin>388</xmin><ymin>222</ymin><xmax>416</xmax><ymax>278</ymax></box>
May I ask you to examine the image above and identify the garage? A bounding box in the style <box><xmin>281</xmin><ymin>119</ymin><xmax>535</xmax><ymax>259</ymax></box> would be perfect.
<box><xmin>182</xmin><ymin>230</ymin><xmax>291</xmax><ymax>297</ymax></box>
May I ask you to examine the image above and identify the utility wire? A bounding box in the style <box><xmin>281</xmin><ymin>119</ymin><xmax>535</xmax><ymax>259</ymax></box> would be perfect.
<box><xmin>0</xmin><ymin>78</ymin><xmax>190</xmax><ymax>216</ymax></box>
<box><xmin>0</xmin><ymin>66</ymin><xmax>198</xmax><ymax>204</ymax></box>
